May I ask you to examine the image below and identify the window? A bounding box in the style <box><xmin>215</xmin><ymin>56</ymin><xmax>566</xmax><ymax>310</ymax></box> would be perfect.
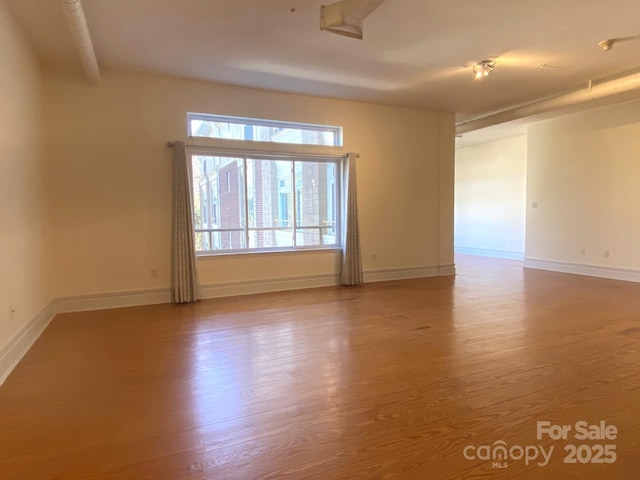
<box><xmin>188</xmin><ymin>113</ymin><xmax>343</xmax><ymax>147</ymax></box>
<box><xmin>191</xmin><ymin>153</ymin><xmax>341</xmax><ymax>253</ymax></box>
<box><xmin>188</xmin><ymin>113</ymin><xmax>344</xmax><ymax>254</ymax></box>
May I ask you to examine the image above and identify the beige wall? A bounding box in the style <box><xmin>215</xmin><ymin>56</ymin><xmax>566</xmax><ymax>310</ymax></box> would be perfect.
<box><xmin>455</xmin><ymin>135</ymin><xmax>527</xmax><ymax>258</ymax></box>
<box><xmin>439</xmin><ymin>115</ymin><xmax>456</xmax><ymax>267</ymax></box>
<box><xmin>0</xmin><ymin>1</ymin><xmax>49</xmax><ymax>348</ymax></box>
<box><xmin>526</xmin><ymin>101</ymin><xmax>640</xmax><ymax>269</ymax></box>
<box><xmin>44</xmin><ymin>68</ymin><xmax>454</xmax><ymax>297</ymax></box>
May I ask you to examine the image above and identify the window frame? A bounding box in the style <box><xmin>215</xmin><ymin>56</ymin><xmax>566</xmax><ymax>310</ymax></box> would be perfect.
<box><xmin>188</xmin><ymin>112</ymin><xmax>343</xmax><ymax>147</ymax></box>
<box><xmin>188</xmin><ymin>146</ymin><xmax>343</xmax><ymax>257</ymax></box>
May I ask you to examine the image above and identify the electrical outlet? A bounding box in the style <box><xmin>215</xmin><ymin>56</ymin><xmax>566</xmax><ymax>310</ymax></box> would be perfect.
<box><xmin>580</xmin><ymin>249</ymin><xmax>586</xmax><ymax>256</ymax></box>
<box><xmin>371</xmin><ymin>254</ymin><xmax>378</xmax><ymax>262</ymax></box>
<box><xmin>8</xmin><ymin>304</ymin><xmax>16</xmax><ymax>317</ymax></box>
<box><xmin>604</xmin><ymin>250</ymin><xmax>610</xmax><ymax>258</ymax></box>
<box><xmin>150</xmin><ymin>268</ymin><xmax>158</xmax><ymax>279</ymax></box>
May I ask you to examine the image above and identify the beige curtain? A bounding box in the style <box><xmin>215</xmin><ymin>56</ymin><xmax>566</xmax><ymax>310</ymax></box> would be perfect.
<box><xmin>341</xmin><ymin>153</ymin><xmax>364</xmax><ymax>286</ymax></box>
<box><xmin>172</xmin><ymin>142</ymin><xmax>199</xmax><ymax>303</ymax></box>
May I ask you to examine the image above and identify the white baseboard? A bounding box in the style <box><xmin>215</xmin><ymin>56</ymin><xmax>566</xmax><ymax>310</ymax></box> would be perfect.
<box><xmin>364</xmin><ymin>264</ymin><xmax>455</xmax><ymax>283</ymax></box>
<box><xmin>524</xmin><ymin>258</ymin><xmax>640</xmax><ymax>283</ymax></box>
<box><xmin>200</xmin><ymin>273</ymin><xmax>341</xmax><ymax>299</ymax></box>
<box><xmin>455</xmin><ymin>246</ymin><xmax>524</xmax><ymax>260</ymax></box>
<box><xmin>56</xmin><ymin>288</ymin><xmax>172</xmax><ymax>313</ymax></box>
<box><xmin>438</xmin><ymin>264</ymin><xmax>457</xmax><ymax>276</ymax></box>
<box><xmin>201</xmin><ymin>265</ymin><xmax>456</xmax><ymax>297</ymax></box>
<box><xmin>55</xmin><ymin>265</ymin><xmax>458</xmax><ymax>311</ymax></box>
<box><xmin>0</xmin><ymin>299</ymin><xmax>57</xmax><ymax>387</ymax></box>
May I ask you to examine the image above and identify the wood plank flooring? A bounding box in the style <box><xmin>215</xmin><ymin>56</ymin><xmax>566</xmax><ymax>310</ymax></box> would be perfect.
<box><xmin>1</xmin><ymin>255</ymin><xmax>640</xmax><ymax>479</ymax></box>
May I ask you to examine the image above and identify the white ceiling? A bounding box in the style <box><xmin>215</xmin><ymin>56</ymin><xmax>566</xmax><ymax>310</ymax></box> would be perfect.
<box><xmin>6</xmin><ymin>0</ymin><xmax>640</xmax><ymax>120</ymax></box>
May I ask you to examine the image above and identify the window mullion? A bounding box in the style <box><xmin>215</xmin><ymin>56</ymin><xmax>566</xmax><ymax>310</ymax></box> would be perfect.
<box><xmin>336</xmin><ymin>159</ymin><xmax>342</xmax><ymax>247</ymax></box>
<box><xmin>243</xmin><ymin>157</ymin><xmax>250</xmax><ymax>249</ymax></box>
<box><xmin>292</xmin><ymin>161</ymin><xmax>297</xmax><ymax>247</ymax></box>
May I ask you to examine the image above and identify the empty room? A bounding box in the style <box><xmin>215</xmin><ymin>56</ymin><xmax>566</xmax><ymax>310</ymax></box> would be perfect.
<box><xmin>1</xmin><ymin>1</ymin><xmax>640</xmax><ymax>478</ymax></box>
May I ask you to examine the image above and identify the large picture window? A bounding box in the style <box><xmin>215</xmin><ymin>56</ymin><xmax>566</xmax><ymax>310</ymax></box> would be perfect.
<box><xmin>191</xmin><ymin>152</ymin><xmax>341</xmax><ymax>254</ymax></box>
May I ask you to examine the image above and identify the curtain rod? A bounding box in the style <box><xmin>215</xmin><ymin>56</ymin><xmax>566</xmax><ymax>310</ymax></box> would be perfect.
<box><xmin>167</xmin><ymin>141</ymin><xmax>360</xmax><ymax>158</ymax></box>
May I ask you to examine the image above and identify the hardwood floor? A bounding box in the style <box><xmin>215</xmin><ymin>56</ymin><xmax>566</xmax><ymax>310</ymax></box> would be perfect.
<box><xmin>1</xmin><ymin>255</ymin><xmax>640</xmax><ymax>479</ymax></box>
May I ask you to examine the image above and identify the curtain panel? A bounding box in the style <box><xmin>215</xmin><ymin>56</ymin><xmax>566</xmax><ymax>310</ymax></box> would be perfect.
<box><xmin>171</xmin><ymin>142</ymin><xmax>199</xmax><ymax>303</ymax></box>
<box><xmin>340</xmin><ymin>152</ymin><xmax>363</xmax><ymax>286</ymax></box>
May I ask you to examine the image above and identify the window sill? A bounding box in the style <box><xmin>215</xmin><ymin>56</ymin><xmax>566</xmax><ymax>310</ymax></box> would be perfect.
<box><xmin>196</xmin><ymin>247</ymin><xmax>342</xmax><ymax>259</ymax></box>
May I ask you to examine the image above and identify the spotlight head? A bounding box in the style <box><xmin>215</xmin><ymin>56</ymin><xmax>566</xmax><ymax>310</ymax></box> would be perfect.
<box><xmin>472</xmin><ymin>60</ymin><xmax>495</xmax><ymax>79</ymax></box>
<box><xmin>599</xmin><ymin>39</ymin><xmax>615</xmax><ymax>51</ymax></box>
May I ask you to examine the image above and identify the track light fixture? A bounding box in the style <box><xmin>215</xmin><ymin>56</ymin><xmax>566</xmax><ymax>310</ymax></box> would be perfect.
<box><xmin>473</xmin><ymin>60</ymin><xmax>495</xmax><ymax>79</ymax></box>
<box><xmin>598</xmin><ymin>35</ymin><xmax>640</xmax><ymax>51</ymax></box>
